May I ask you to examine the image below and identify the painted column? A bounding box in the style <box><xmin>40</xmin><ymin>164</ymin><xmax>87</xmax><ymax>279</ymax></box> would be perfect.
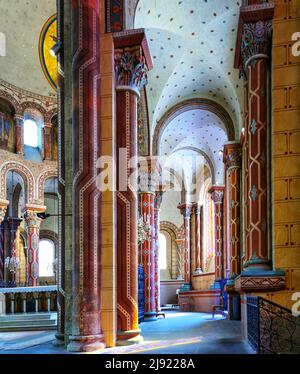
<box><xmin>0</xmin><ymin>200</ymin><xmax>8</xmax><ymax>281</ymax></box>
<box><xmin>224</xmin><ymin>143</ymin><xmax>242</xmax><ymax>284</ymax></box>
<box><xmin>139</xmin><ymin>192</ymin><xmax>156</xmax><ymax>321</ymax></box>
<box><xmin>190</xmin><ymin>205</ymin><xmax>196</xmax><ymax>275</ymax></box>
<box><xmin>14</xmin><ymin>114</ymin><xmax>24</xmax><ymax>155</ymax></box>
<box><xmin>208</xmin><ymin>186</ymin><xmax>225</xmax><ymax>282</ymax></box>
<box><xmin>233</xmin><ymin>3</ymin><xmax>285</xmax><ymax>292</ymax></box>
<box><xmin>114</xmin><ymin>30</ymin><xmax>152</xmax><ymax>345</ymax></box>
<box><xmin>239</xmin><ymin>8</ymin><xmax>274</xmax><ymax>272</ymax></box>
<box><xmin>44</xmin><ymin>122</ymin><xmax>52</xmax><ymax>161</ymax></box>
<box><xmin>175</xmin><ymin>238</ymin><xmax>184</xmax><ymax>280</ymax></box>
<box><xmin>67</xmin><ymin>0</ymin><xmax>105</xmax><ymax>353</ymax></box>
<box><xmin>24</xmin><ymin>209</ymin><xmax>43</xmax><ymax>287</ymax></box>
<box><xmin>54</xmin><ymin>0</ymin><xmax>66</xmax><ymax>347</ymax></box>
<box><xmin>178</xmin><ymin>203</ymin><xmax>193</xmax><ymax>290</ymax></box>
<box><xmin>154</xmin><ymin>190</ymin><xmax>163</xmax><ymax>312</ymax></box>
<box><xmin>194</xmin><ymin>203</ymin><xmax>203</xmax><ymax>274</ymax></box>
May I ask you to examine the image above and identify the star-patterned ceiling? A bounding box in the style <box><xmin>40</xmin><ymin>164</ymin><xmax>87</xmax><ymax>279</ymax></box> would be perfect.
<box><xmin>134</xmin><ymin>0</ymin><xmax>243</xmax><ymax>137</ymax></box>
<box><xmin>160</xmin><ymin>109</ymin><xmax>227</xmax><ymax>184</ymax></box>
<box><xmin>0</xmin><ymin>0</ymin><xmax>56</xmax><ymax>96</ymax></box>
<box><xmin>135</xmin><ymin>0</ymin><xmax>243</xmax><ymax>187</ymax></box>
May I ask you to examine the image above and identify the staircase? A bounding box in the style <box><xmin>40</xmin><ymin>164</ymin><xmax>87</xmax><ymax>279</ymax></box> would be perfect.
<box><xmin>0</xmin><ymin>313</ymin><xmax>57</xmax><ymax>332</ymax></box>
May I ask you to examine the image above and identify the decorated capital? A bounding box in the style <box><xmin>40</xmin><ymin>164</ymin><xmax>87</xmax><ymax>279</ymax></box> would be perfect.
<box><xmin>114</xmin><ymin>29</ymin><xmax>153</xmax><ymax>95</ymax></box>
<box><xmin>223</xmin><ymin>143</ymin><xmax>242</xmax><ymax>170</ymax></box>
<box><xmin>208</xmin><ymin>186</ymin><xmax>225</xmax><ymax>204</ymax></box>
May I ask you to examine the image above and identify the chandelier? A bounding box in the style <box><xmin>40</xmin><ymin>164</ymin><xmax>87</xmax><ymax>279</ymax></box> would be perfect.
<box><xmin>5</xmin><ymin>255</ymin><xmax>20</xmax><ymax>274</ymax></box>
<box><xmin>138</xmin><ymin>216</ymin><xmax>151</xmax><ymax>244</ymax></box>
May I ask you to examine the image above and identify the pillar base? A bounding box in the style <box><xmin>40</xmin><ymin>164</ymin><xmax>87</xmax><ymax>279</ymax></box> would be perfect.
<box><xmin>67</xmin><ymin>334</ymin><xmax>105</xmax><ymax>353</ymax></box>
<box><xmin>193</xmin><ymin>268</ymin><xmax>203</xmax><ymax>275</ymax></box>
<box><xmin>235</xmin><ymin>269</ymin><xmax>285</xmax><ymax>292</ymax></box>
<box><xmin>52</xmin><ymin>332</ymin><xmax>65</xmax><ymax>347</ymax></box>
<box><xmin>116</xmin><ymin>329</ymin><xmax>143</xmax><ymax>346</ymax></box>
<box><xmin>143</xmin><ymin>312</ymin><xmax>158</xmax><ymax>322</ymax></box>
<box><xmin>180</xmin><ymin>283</ymin><xmax>192</xmax><ymax>291</ymax></box>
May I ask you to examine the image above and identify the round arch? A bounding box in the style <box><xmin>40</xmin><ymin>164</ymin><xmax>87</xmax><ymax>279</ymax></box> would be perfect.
<box><xmin>152</xmin><ymin>98</ymin><xmax>236</xmax><ymax>156</ymax></box>
<box><xmin>0</xmin><ymin>161</ymin><xmax>35</xmax><ymax>204</ymax></box>
<box><xmin>36</xmin><ymin>169</ymin><xmax>58</xmax><ymax>205</ymax></box>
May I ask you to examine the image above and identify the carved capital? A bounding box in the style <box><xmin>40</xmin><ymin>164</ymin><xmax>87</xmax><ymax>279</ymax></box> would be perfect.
<box><xmin>234</xmin><ymin>3</ymin><xmax>274</xmax><ymax>78</ymax></box>
<box><xmin>24</xmin><ymin>210</ymin><xmax>43</xmax><ymax>229</ymax></box>
<box><xmin>115</xmin><ymin>48</ymin><xmax>148</xmax><ymax>92</ymax></box>
<box><xmin>208</xmin><ymin>186</ymin><xmax>225</xmax><ymax>204</ymax></box>
<box><xmin>138</xmin><ymin>156</ymin><xmax>161</xmax><ymax>192</ymax></box>
<box><xmin>114</xmin><ymin>29</ymin><xmax>153</xmax><ymax>94</ymax></box>
<box><xmin>178</xmin><ymin>203</ymin><xmax>193</xmax><ymax>219</ymax></box>
<box><xmin>241</xmin><ymin>20</ymin><xmax>272</xmax><ymax>66</ymax></box>
<box><xmin>223</xmin><ymin>143</ymin><xmax>242</xmax><ymax>169</ymax></box>
<box><xmin>13</xmin><ymin>114</ymin><xmax>24</xmax><ymax>125</ymax></box>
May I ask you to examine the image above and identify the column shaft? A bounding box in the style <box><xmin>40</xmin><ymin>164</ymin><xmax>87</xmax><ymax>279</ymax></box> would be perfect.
<box><xmin>140</xmin><ymin>192</ymin><xmax>156</xmax><ymax>321</ymax></box>
<box><xmin>246</xmin><ymin>56</ymin><xmax>270</xmax><ymax>269</ymax></box>
<box><xmin>44</xmin><ymin>123</ymin><xmax>52</xmax><ymax>161</ymax></box>
<box><xmin>178</xmin><ymin>204</ymin><xmax>193</xmax><ymax>289</ymax></box>
<box><xmin>14</xmin><ymin>114</ymin><xmax>24</xmax><ymax>155</ymax></box>
<box><xmin>68</xmin><ymin>0</ymin><xmax>105</xmax><ymax>353</ymax></box>
<box><xmin>209</xmin><ymin>187</ymin><xmax>225</xmax><ymax>281</ymax></box>
<box><xmin>224</xmin><ymin>143</ymin><xmax>242</xmax><ymax>283</ymax></box>
<box><xmin>194</xmin><ymin>204</ymin><xmax>202</xmax><ymax>273</ymax></box>
<box><xmin>24</xmin><ymin>211</ymin><xmax>42</xmax><ymax>287</ymax></box>
<box><xmin>55</xmin><ymin>0</ymin><xmax>66</xmax><ymax>346</ymax></box>
<box><xmin>114</xmin><ymin>29</ymin><xmax>152</xmax><ymax>344</ymax></box>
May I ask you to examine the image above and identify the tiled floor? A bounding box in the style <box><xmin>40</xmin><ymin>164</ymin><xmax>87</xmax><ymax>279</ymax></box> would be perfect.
<box><xmin>0</xmin><ymin>311</ymin><xmax>254</xmax><ymax>354</ymax></box>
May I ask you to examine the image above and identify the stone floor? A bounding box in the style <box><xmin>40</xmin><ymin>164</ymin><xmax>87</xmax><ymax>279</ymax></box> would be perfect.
<box><xmin>0</xmin><ymin>311</ymin><xmax>254</xmax><ymax>354</ymax></box>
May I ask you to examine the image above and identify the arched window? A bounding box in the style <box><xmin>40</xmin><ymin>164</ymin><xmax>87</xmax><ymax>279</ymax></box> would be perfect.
<box><xmin>39</xmin><ymin>239</ymin><xmax>55</xmax><ymax>277</ymax></box>
<box><xmin>159</xmin><ymin>233</ymin><xmax>167</xmax><ymax>270</ymax></box>
<box><xmin>24</xmin><ymin>119</ymin><xmax>38</xmax><ymax>147</ymax></box>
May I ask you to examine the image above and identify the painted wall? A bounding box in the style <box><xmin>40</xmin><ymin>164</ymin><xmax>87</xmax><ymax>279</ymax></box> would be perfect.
<box><xmin>271</xmin><ymin>0</ymin><xmax>300</xmax><ymax>309</ymax></box>
<box><xmin>160</xmin><ymin>190</ymin><xmax>182</xmax><ymax>227</ymax></box>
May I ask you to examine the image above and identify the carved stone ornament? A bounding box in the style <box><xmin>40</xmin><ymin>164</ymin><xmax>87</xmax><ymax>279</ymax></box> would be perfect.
<box><xmin>241</xmin><ymin>20</ymin><xmax>273</xmax><ymax>66</ymax></box>
<box><xmin>115</xmin><ymin>49</ymin><xmax>148</xmax><ymax>92</ymax></box>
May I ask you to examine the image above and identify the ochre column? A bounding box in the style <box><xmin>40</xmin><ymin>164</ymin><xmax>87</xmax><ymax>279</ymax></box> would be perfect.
<box><xmin>224</xmin><ymin>143</ymin><xmax>242</xmax><ymax>284</ymax></box>
<box><xmin>208</xmin><ymin>186</ymin><xmax>225</xmax><ymax>283</ymax></box>
<box><xmin>175</xmin><ymin>238</ymin><xmax>184</xmax><ymax>280</ymax></box>
<box><xmin>14</xmin><ymin>114</ymin><xmax>24</xmax><ymax>155</ymax></box>
<box><xmin>67</xmin><ymin>0</ymin><xmax>105</xmax><ymax>353</ymax></box>
<box><xmin>178</xmin><ymin>203</ymin><xmax>193</xmax><ymax>290</ymax></box>
<box><xmin>114</xmin><ymin>30</ymin><xmax>152</xmax><ymax>345</ymax></box>
<box><xmin>24</xmin><ymin>208</ymin><xmax>44</xmax><ymax>287</ymax></box>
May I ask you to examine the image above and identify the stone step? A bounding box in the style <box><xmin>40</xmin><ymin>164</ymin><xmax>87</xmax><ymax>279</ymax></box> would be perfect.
<box><xmin>0</xmin><ymin>312</ymin><xmax>56</xmax><ymax>321</ymax></box>
<box><xmin>0</xmin><ymin>313</ymin><xmax>57</xmax><ymax>331</ymax></box>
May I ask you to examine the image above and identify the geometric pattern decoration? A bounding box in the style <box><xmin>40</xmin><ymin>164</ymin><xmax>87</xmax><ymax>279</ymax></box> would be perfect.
<box><xmin>67</xmin><ymin>0</ymin><xmax>105</xmax><ymax>353</ymax></box>
<box><xmin>114</xmin><ymin>29</ymin><xmax>152</xmax><ymax>343</ymax></box>
<box><xmin>208</xmin><ymin>186</ymin><xmax>225</xmax><ymax>280</ymax></box>
<box><xmin>139</xmin><ymin>192</ymin><xmax>156</xmax><ymax>319</ymax></box>
<box><xmin>24</xmin><ymin>211</ymin><xmax>43</xmax><ymax>287</ymax></box>
<box><xmin>223</xmin><ymin>142</ymin><xmax>242</xmax><ymax>280</ymax></box>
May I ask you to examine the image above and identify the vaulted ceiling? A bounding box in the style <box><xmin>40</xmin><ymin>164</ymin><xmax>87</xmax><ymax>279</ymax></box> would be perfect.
<box><xmin>135</xmin><ymin>0</ymin><xmax>243</xmax><ymax>187</ymax></box>
<box><xmin>0</xmin><ymin>0</ymin><xmax>56</xmax><ymax>96</ymax></box>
